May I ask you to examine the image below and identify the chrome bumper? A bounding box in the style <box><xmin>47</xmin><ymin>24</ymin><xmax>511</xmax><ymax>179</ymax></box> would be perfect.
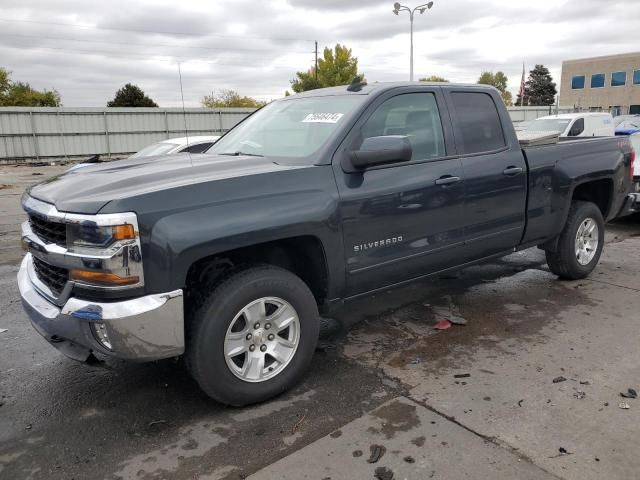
<box><xmin>18</xmin><ymin>254</ymin><xmax>185</xmax><ymax>362</ymax></box>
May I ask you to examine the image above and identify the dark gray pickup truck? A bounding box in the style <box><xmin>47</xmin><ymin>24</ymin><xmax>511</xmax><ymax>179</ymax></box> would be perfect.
<box><xmin>18</xmin><ymin>81</ymin><xmax>637</xmax><ymax>405</ymax></box>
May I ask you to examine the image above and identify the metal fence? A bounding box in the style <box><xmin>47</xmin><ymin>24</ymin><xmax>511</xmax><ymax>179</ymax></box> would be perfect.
<box><xmin>507</xmin><ymin>105</ymin><xmax>574</xmax><ymax>123</ymax></box>
<box><xmin>0</xmin><ymin>105</ymin><xmax>576</xmax><ymax>163</ymax></box>
<box><xmin>0</xmin><ymin>107</ymin><xmax>256</xmax><ymax>163</ymax></box>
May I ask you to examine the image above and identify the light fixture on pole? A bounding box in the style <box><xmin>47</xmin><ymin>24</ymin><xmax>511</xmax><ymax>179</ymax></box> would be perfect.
<box><xmin>392</xmin><ymin>2</ymin><xmax>434</xmax><ymax>81</ymax></box>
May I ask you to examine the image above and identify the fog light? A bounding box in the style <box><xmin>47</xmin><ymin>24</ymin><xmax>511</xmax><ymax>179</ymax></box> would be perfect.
<box><xmin>91</xmin><ymin>322</ymin><xmax>113</xmax><ymax>350</ymax></box>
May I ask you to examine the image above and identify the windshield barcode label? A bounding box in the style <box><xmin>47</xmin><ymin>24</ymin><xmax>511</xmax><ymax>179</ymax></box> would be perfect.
<box><xmin>302</xmin><ymin>113</ymin><xmax>344</xmax><ymax>123</ymax></box>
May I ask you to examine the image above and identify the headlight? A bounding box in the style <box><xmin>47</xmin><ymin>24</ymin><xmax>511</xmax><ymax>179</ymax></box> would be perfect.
<box><xmin>67</xmin><ymin>223</ymin><xmax>136</xmax><ymax>248</ymax></box>
<box><xmin>64</xmin><ymin>213</ymin><xmax>144</xmax><ymax>290</ymax></box>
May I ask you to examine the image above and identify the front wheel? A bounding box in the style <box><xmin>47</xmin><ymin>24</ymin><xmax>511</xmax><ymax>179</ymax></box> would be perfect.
<box><xmin>186</xmin><ymin>265</ymin><xmax>319</xmax><ymax>406</ymax></box>
<box><xmin>545</xmin><ymin>201</ymin><xmax>605</xmax><ymax>280</ymax></box>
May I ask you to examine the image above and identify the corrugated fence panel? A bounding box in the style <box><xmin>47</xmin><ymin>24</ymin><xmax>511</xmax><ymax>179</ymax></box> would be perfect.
<box><xmin>0</xmin><ymin>107</ymin><xmax>256</xmax><ymax>162</ymax></box>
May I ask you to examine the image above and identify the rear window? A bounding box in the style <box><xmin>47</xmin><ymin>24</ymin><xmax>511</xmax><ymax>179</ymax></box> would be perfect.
<box><xmin>450</xmin><ymin>92</ymin><xmax>506</xmax><ymax>154</ymax></box>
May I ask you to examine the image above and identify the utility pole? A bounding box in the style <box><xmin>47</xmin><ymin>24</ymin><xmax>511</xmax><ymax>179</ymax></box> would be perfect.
<box><xmin>314</xmin><ymin>41</ymin><xmax>318</xmax><ymax>80</ymax></box>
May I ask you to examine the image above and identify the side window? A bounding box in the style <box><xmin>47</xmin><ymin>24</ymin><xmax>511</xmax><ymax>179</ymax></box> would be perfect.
<box><xmin>568</xmin><ymin>118</ymin><xmax>585</xmax><ymax>136</ymax></box>
<box><xmin>360</xmin><ymin>92</ymin><xmax>445</xmax><ymax>161</ymax></box>
<box><xmin>450</xmin><ymin>92</ymin><xmax>506</xmax><ymax>154</ymax></box>
<box><xmin>181</xmin><ymin>142</ymin><xmax>213</xmax><ymax>154</ymax></box>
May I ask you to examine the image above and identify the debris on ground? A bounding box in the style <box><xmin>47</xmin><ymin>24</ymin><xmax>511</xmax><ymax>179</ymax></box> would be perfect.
<box><xmin>454</xmin><ymin>373</ymin><xmax>471</xmax><ymax>379</ymax></box>
<box><xmin>579</xmin><ymin>380</ymin><xmax>591</xmax><ymax>385</ymax></box>
<box><xmin>518</xmin><ymin>399</ymin><xmax>524</xmax><ymax>407</ymax></box>
<box><xmin>367</xmin><ymin>444</ymin><xmax>386</xmax><ymax>464</ymax></box>
<box><xmin>619</xmin><ymin>402</ymin><xmax>631</xmax><ymax>410</ymax></box>
<box><xmin>550</xmin><ymin>447</ymin><xmax>573</xmax><ymax>458</ymax></box>
<box><xmin>291</xmin><ymin>411</ymin><xmax>307</xmax><ymax>434</ymax></box>
<box><xmin>448</xmin><ymin>315</ymin><xmax>468</xmax><ymax>326</ymax></box>
<box><xmin>573</xmin><ymin>391</ymin><xmax>586</xmax><ymax>400</ymax></box>
<box><xmin>352</xmin><ymin>450</ymin><xmax>363</xmax><ymax>457</ymax></box>
<box><xmin>148</xmin><ymin>420</ymin><xmax>167</xmax><ymax>427</ymax></box>
<box><xmin>374</xmin><ymin>466</ymin><xmax>394</xmax><ymax>480</ymax></box>
<box><xmin>31</xmin><ymin>172</ymin><xmax>43</xmax><ymax>176</ymax></box>
<box><xmin>0</xmin><ymin>328</ymin><xmax>7</xmax><ymax>333</ymax></box>
<box><xmin>25</xmin><ymin>424</ymin><xmax>32</xmax><ymax>430</ymax></box>
<box><xmin>559</xmin><ymin>447</ymin><xmax>568</xmax><ymax>455</ymax></box>
<box><xmin>434</xmin><ymin>319</ymin><xmax>451</xmax><ymax>330</ymax></box>
<box><xmin>620</xmin><ymin>388</ymin><xmax>637</xmax><ymax>399</ymax></box>
<box><xmin>552</xmin><ymin>376</ymin><xmax>567</xmax><ymax>383</ymax></box>
<box><xmin>0</xmin><ymin>184</ymin><xmax>14</xmax><ymax>190</ymax></box>
<box><xmin>403</xmin><ymin>456</ymin><xmax>415</xmax><ymax>463</ymax></box>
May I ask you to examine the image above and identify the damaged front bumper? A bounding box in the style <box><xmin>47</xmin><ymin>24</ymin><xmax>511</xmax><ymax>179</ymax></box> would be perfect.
<box><xmin>18</xmin><ymin>254</ymin><xmax>185</xmax><ymax>362</ymax></box>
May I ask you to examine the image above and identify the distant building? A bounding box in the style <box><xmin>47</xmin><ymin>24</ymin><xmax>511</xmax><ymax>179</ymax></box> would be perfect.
<box><xmin>560</xmin><ymin>52</ymin><xmax>640</xmax><ymax>116</ymax></box>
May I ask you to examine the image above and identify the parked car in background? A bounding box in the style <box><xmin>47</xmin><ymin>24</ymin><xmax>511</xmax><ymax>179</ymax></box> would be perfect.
<box><xmin>67</xmin><ymin>135</ymin><xmax>221</xmax><ymax>171</ymax></box>
<box><xmin>130</xmin><ymin>136</ymin><xmax>221</xmax><ymax>158</ymax></box>
<box><xmin>613</xmin><ymin>114</ymin><xmax>640</xmax><ymax>128</ymax></box>
<box><xmin>524</xmin><ymin>113</ymin><xmax>614</xmax><ymax>137</ymax></box>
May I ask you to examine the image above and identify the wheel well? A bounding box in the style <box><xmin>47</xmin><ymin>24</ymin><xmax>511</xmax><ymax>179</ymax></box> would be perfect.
<box><xmin>185</xmin><ymin>236</ymin><xmax>329</xmax><ymax>306</ymax></box>
<box><xmin>572</xmin><ymin>179</ymin><xmax>612</xmax><ymax>218</ymax></box>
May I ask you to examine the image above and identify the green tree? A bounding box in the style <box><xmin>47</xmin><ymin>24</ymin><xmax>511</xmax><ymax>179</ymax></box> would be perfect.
<box><xmin>419</xmin><ymin>75</ymin><xmax>449</xmax><ymax>82</ymax></box>
<box><xmin>0</xmin><ymin>68</ymin><xmax>61</xmax><ymax>107</ymax></box>
<box><xmin>517</xmin><ymin>64</ymin><xmax>557</xmax><ymax>106</ymax></box>
<box><xmin>290</xmin><ymin>44</ymin><xmax>362</xmax><ymax>93</ymax></box>
<box><xmin>477</xmin><ymin>71</ymin><xmax>512</xmax><ymax>106</ymax></box>
<box><xmin>202</xmin><ymin>89</ymin><xmax>266</xmax><ymax>108</ymax></box>
<box><xmin>0</xmin><ymin>68</ymin><xmax>10</xmax><ymax>98</ymax></box>
<box><xmin>107</xmin><ymin>83</ymin><xmax>158</xmax><ymax>107</ymax></box>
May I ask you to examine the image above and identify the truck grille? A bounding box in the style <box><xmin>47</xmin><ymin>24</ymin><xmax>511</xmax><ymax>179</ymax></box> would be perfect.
<box><xmin>29</xmin><ymin>214</ymin><xmax>67</xmax><ymax>246</ymax></box>
<box><xmin>32</xmin><ymin>256</ymin><xmax>69</xmax><ymax>295</ymax></box>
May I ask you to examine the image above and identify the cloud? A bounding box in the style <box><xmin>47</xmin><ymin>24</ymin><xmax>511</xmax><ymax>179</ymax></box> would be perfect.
<box><xmin>0</xmin><ymin>0</ymin><xmax>637</xmax><ymax>106</ymax></box>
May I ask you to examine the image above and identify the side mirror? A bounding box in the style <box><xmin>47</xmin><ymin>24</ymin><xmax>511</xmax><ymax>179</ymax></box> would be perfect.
<box><xmin>350</xmin><ymin>135</ymin><xmax>412</xmax><ymax>169</ymax></box>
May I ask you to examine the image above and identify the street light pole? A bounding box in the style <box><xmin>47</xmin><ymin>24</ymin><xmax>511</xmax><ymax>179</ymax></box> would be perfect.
<box><xmin>392</xmin><ymin>2</ymin><xmax>434</xmax><ymax>82</ymax></box>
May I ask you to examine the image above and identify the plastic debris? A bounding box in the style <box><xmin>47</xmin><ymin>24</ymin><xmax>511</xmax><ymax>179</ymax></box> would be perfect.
<box><xmin>552</xmin><ymin>376</ymin><xmax>567</xmax><ymax>383</ymax></box>
<box><xmin>0</xmin><ymin>329</ymin><xmax>7</xmax><ymax>333</ymax></box>
<box><xmin>374</xmin><ymin>466</ymin><xmax>394</xmax><ymax>480</ymax></box>
<box><xmin>434</xmin><ymin>319</ymin><xmax>451</xmax><ymax>330</ymax></box>
<box><xmin>573</xmin><ymin>391</ymin><xmax>586</xmax><ymax>400</ymax></box>
<box><xmin>559</xmin><ymin>447</ymin><xmax>568</xmax><ymax>455</ymax></box>
<box><xmin>579</xmin><ymin>380</ymin><xmax>591</xmax><ymax>385</ymax></box>
<box><xmin>620</xmin><ymin>388</ymin><xmax>638</xmax><ymax>399</ymax></box>
<box><xmin>454</xmin><ymin>373</ymin><xmax>471</xmax><ymax>379</ymax></box>
<box><xmin>448</xmin><ymin>315</ymin><xmax>467</xmax><ymax>326</ymax></box>
<box><xmin>619</xmin><ymin>402</ymin><xmax>631</xmax><ymax>410</ymax></box>
<box><xmin>367</xmin><ymin>444</ymin><xmax>386</xmax><ymax>464</ymax></box>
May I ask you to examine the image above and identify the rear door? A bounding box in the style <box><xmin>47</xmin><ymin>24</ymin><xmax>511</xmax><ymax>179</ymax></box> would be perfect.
<box><xmin>333</xmin><ymin>87</ymin><xmax>466</xmax><ymax>295</ymax></box>
<box><xmin>444</xmin><ymin>88</ymin><xmax>527</xmax><ymax>259</ymax></box>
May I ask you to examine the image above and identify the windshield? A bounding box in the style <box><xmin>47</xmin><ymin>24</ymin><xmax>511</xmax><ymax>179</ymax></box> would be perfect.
<box><xmin>614</xmin><ymin>115</ymin><xmax>639</xmax><ymax>127</ymax></box>
<box><xmin>207</xmin><ymin>95</ymin><xmax>366</xmax><ymax>160</ymax></box>
<box><xmin>525</xmin><ymin>118</ymin><xmax>571</xmax><ymax>134</ymax></box>
<box><xmin>130</xmin><ymin>142</ymin><xmax>179</xmax><ymax>158</ymax></box>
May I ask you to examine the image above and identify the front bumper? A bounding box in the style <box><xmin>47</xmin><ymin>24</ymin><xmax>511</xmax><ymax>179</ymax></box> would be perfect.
<box><xmin>18</xmin><ymin>254</ymin><xmax>184</xmax><ymax>362</ymax></box>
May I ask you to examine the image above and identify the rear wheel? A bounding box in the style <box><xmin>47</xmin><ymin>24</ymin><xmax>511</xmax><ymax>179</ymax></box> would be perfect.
<box><xmin>545</xmin><ymin>201</ymin><xmax>605</xmax><ymax>280</ymax></box>
<box><xmin>187</xmin><ymin>265</ymin><xmax>319</xmax><ymax>406</ymax></box>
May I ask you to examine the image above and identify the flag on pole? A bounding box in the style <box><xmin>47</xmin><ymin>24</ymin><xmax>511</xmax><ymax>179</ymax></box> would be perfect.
<box><xmin>519</xmin><ymin>62</ymin><xmax>526</xmax><ymax>106</ymax></box>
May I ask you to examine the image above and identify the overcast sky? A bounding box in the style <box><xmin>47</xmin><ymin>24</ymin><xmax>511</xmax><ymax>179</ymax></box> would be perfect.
<box><xmin>1</xmin><ymin>0</ymin><xmax>637</xmax><ymax>107</ymax></box>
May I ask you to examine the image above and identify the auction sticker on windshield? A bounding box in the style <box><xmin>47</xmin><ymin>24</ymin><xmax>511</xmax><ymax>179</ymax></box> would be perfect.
<box><xmin>302</xmin><ymin>113</ymin><xmax>344</xmax><ymax>123</ymax></box>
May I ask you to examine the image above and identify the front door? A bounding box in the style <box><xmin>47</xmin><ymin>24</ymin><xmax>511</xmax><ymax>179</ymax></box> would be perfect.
<box><xmin>333</xmin><ymin>88</ymin><xmax>467</xmax><ymax>296</ymax></box>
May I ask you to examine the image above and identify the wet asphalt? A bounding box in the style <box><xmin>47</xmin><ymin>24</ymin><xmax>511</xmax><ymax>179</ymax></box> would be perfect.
<box><xmin>1</xmin><ymin>164</ymin><xmax>639</xmax><ymax>479</ymax></box>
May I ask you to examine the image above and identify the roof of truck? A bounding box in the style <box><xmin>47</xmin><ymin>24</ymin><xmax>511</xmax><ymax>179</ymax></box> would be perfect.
<box><xmin>288</xmin><ymin>81</ymin><xmax>496</xmax><ymax>98</ymax></box>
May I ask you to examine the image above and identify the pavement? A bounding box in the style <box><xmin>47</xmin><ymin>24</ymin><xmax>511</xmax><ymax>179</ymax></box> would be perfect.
<box><xmin>1</xmin><ymin>164</ymin><xmax>640</xmax><ymax>480</ymax></box>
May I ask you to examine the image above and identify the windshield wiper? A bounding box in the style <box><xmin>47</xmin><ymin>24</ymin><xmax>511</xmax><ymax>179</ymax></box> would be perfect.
<box><xmin>219</xmin><ymin>151</ymin><xmax>264</xmax><ymax>157</ymax></box>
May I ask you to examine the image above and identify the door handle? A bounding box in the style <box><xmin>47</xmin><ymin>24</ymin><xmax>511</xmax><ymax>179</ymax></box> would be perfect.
<box><xmin>435</xmin><ymin>175</ymin><xmax>461</xmax><ymax>186</ymax></box>
<box><xmin>503</xmin><ymin>166</ymin><xmax>523</xmax><ymax>176</ymax></box>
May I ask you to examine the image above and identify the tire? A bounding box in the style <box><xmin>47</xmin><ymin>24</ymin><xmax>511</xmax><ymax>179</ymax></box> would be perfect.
<box><xmin>186</xmin><ymin>265</ymin><xmax>320</xmax><ymax>406</ymax></box>
<box><xmin>545</xmin><ymin>201</ymin><xmax>605</xmax><ymax>280</ymax></box>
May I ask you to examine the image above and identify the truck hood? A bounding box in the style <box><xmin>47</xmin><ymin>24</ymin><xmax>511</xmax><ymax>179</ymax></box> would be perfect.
<box><xmin>27</xmin><ymin>154</ymin><xmax>308</xmax><ymax>214</ymax></box>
